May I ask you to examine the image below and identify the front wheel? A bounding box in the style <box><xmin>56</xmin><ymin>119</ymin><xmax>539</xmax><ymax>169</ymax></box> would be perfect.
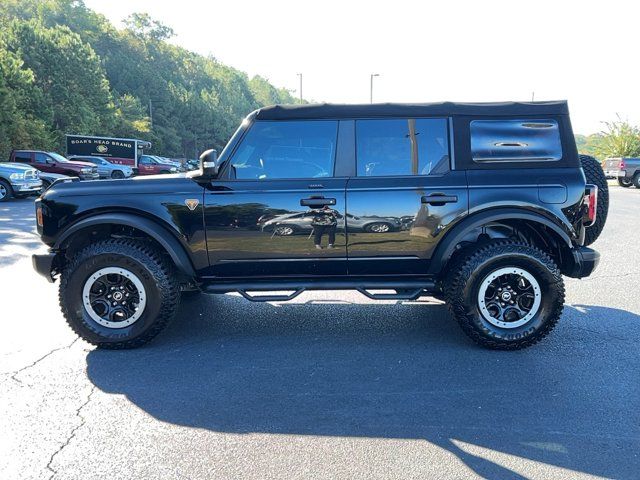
<box><xmin>59</xmin><ymin>239</ymin><xmax>180</xmax><ymax>349</ymax></box>
<box><xmin>633</xmin><ymin>173</ymin><xmax>640</xmax><ymax>189</ymax></box>
<box><xmin>111</xmin><ymin>170</ymin><xmax>125</xmax><ymax>179</ymax></box>
<box><xmin>444</xmin><ymin>240</ymin><xmax>565</xmax><ymax>350</ymax></box>
<box><xmin>0</xmin><ymin>180</ymin><xmax>13</xmax><ymax>202</ymax></box>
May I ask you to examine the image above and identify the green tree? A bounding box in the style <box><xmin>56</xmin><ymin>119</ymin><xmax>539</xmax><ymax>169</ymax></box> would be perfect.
<box><xmin>595</xmin><ymin>116</ymin><xmax>640</xmax><ymax>159</ymax></box>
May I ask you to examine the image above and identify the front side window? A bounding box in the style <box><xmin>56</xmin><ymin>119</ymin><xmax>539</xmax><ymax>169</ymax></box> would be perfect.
<box><xmin>34</xmin><ymin>153</ymin><xmax>49</xmax><ymax>164</ymax></box>
<box><xmin>471</xmin><ymin>119</ymin><xmax>562</xmax><ymax>162</ymax></box>
<box><xmin>230</xmin><ymin>120</ymin><xmax>338</xmax><ymax>180</ymax></box>
<box><xmin>356</xmin><ymin>118</ymin><xmax>450</xmax><ymax>177</ymax></box>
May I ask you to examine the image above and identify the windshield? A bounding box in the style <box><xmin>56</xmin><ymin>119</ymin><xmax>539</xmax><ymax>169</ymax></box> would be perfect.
<box><xmin>48</xmin><ymin>152</ymin><xmax>70</xmax><ymax>163</ymax></box>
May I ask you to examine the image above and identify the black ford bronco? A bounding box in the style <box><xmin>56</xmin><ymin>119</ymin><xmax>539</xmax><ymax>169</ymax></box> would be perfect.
<box><xmin>33</xmin><ymin>101</ymin><xmax>608</xmax><ymax>350</ymax></box>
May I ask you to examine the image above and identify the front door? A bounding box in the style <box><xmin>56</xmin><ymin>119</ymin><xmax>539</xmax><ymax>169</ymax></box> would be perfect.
<box><xmin>345</xmin><ymin>117</ymin><xmax>468</xmax><ymax>275</ymax></box>
<box><xmin>203</xmin><ymin>119</ymin><xmax>348</xmax><ymax>278</ymax></box>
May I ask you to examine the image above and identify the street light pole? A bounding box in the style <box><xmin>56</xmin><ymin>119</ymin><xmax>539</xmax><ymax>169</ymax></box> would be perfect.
<box><xmin>370</xmin><ymin>73</ymin><xmax>379</xmax><ymax>103</ymax></box>
<box><xmin>297</xmin><ymin>73</ymin><xmax>303</xmax><ymax>104</ymax></box>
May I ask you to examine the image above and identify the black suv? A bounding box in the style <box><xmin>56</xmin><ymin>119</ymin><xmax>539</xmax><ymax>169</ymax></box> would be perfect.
<box><xmin>33</xmin><ymin>101</ymin><xmax>607</xmax><ymax>350</ymax></box>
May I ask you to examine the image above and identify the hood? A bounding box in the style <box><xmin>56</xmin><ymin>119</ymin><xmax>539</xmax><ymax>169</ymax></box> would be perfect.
<box><xmin>41</xmin><ymin>172</ymin><xmax>195</xmax><ymax>198</ymax></box>
<box><xmin>0</xmin><ymin>162</ymin><xmax>38</xmax><ymax>173</ymax></box>
<box><xmin>63</xmin><ymin>160</ymin><xmax>96</xmax><ymax>169</ymax></box>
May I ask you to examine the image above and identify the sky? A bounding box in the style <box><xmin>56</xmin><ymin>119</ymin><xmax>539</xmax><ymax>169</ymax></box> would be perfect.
<box><xmin>84</xmin><ymin>0</ymin><xmax>639</xmax><ymax>135</ymax></box>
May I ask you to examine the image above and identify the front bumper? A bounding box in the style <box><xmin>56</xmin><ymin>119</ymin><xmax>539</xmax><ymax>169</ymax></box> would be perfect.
<box><xmin>32</xmin><ymin>252</ymin><xmax>57</xmax><ymax>283</ymax></box>
<box><xmin>79</xmin><ymin>172</ymin><xmax>100</xmax><ymax>180</ymax></box>
<box><xmin>11</xmin><ymin>181</ymin><xmax>43</xmax><ymax>193</ymax></box>
<box><xmin>564</xmin><ymin>246</ymin><xmax>600</xmax><ymax>279</ymax></box>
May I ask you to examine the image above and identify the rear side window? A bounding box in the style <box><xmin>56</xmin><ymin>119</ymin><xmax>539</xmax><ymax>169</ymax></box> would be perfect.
<box><xmin>355</xmin><ymin>118</ymin><xmax>449</xmax><ymax>177</ymax></box>
<box><xmin>471</xmin><ymin>119</ymin><xmax>562</xmax><ymax>163</ymax></box>
<box><xmin>14</xmin><ymin>152</ymin><xmax>32</xmax><ymax>163</ymax></box>
<box><xmin>231</xmin><ymin>120</ymin><xmax>338</xmax><ymax>180</ymax></box>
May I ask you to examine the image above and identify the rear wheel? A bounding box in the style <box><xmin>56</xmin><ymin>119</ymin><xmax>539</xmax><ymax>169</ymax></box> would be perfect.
<box><xmin>580</xmin><ymin>154</ymin><xmax>609</xmax><ymax>246</ymax></box>
<box><xmin>273</xmin><ymin>225</ymin><xmax>296</xmax><ymax>236</ymax></box>
<box><xmin>59</xmin><ymin>239</ymin><xmax>180</xmax><ymax>349</ymax></box>
<box><xmin>365</xmin><ymin>222</ymin><xmax>392</xmax><ymax>233</ymax></box>
<box><xmin>444</xmin><ymin>240</ymin><xmax>564</xmax><ymax>350</ymax></box>
<box><xmin>0</xmin><ymin>180</ymin><xmax>13</xmax><ymax>202</ymax></box>
<box><xmin>618</xmin><ymin>177</ymin><xmax>633</xmax><ymax>188</ymax></box>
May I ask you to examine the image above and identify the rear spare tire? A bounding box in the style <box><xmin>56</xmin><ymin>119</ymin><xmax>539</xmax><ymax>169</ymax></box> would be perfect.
<box><xmin>580</xmin><ymin>154</ymin><xmax>608</xmax><ymax>246</ymax></box>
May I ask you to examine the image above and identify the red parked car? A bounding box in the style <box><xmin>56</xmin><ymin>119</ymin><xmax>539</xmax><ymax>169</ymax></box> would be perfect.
<box><xmin>9</xmin><ymin>150</ymin><xmax>99</xmax><ymax>180</ymax></box>
<box><xmin>136</xmin><ymin>155</ymin><xmax>180</xmax><ymax>175</ymax></box>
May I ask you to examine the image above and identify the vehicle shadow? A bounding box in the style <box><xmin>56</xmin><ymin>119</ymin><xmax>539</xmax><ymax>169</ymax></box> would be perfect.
<box><xmin>0</xmin><ymin>197</ymin><xmax>42</xmax><ymax>267</ymax></box>
<box><xmin>86</xmin><ymin>299</ymin><xmax>640</xmax><ymax>479</ymax></box>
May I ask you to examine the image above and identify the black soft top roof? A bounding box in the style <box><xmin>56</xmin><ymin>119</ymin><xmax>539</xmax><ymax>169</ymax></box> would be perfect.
<box><xmin>255</xmin><ymin>101</ymin><xmax>569</xmax><ymax>120</ymax></box>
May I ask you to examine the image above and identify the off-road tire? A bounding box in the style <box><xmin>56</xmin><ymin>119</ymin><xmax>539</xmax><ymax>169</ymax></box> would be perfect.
<box><xmin>617</xmin><ymin>177</ymin><xmax>633</xmax><ymax>188</ymax></box>
<box><xmin>580</xmin><ymin>154</ymin><xmax>609</xmax><ymax>246</ymax></box>
<box><xmin>444</xmin><ymin>240</ymin><xmax>565</xmax><ymax>350</ymax></box>
<box><xmin>59</xmin><ymin>239</ymin><xmax>179</xmax><ymax>349</ymax></box>
<box><xmin>0</xmin><ymin>179</ymin><xmax>13</xmax><ymax>202</ymax></box>
<box><xmin>633</xmin><ymin>173</ymin><xmax>640</xmax><ymax>189</ymax></box>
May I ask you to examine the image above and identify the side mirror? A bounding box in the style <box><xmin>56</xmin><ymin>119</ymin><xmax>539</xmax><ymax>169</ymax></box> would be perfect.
<box><xmin>199</xmin><ymin>149</ymin><xmax>219</xmax><ymax>177</ymax></box>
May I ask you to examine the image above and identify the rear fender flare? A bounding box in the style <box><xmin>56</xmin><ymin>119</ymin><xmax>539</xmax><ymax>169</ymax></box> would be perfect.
<box><xmin>428</xmin><ymin>208</ymin><xmax>574</xmax><ymax>274</ymax></box>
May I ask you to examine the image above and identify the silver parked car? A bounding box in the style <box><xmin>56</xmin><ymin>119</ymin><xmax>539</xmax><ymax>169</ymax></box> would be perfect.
<box><xmin>0</xmin><ymin>162</ymin><xmax>42</xmax><ymax>202</ymax></box>
<box><xmin>68</xmin><ymin>156</ymin><xmax>134</xmax><ymax>179</ymax></box>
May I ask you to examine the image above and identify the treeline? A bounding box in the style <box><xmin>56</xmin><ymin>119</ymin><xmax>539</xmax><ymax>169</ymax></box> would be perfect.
<box><xmin>575</xmin><ymin>117</ymin><xmax>640</xmax><ymax>161</ymax></box>
<box><xmin>0</xmin><ymin>0</ymin><xmax>300</xmax><ymax>159</ymax></box>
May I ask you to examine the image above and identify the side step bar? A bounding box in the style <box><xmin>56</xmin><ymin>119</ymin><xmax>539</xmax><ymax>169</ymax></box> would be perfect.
<box><xmin>202</xmin><ymin>279</ymin><xmax>437</xmax><ymax>302</ymax></box>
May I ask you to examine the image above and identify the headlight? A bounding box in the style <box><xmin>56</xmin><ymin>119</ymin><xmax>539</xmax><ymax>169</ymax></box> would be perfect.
<box><xmin>9</xmin><ymin>172</ymin><xmax>25</xmax><ymax>180</ymax></box>
<box><xmin>170</xmin><ymin>167</ymin><xmax>177</xmax><ymax>172</ymax></box>
<box><xmin>81</xmin><ymin>168</ymin><xmax>91</xmax><ymax>174</ymax></box>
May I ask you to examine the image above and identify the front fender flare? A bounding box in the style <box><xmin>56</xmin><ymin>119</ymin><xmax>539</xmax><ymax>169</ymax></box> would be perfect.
<box><xmin>427</xmin><ymin>207</ymin><xmax>575</xmax><ymax>275</ymax></box>
<box><xmin>54</xmin><ymin>213</ymin><xmax>196</xmax><ymax>278</ymax></box>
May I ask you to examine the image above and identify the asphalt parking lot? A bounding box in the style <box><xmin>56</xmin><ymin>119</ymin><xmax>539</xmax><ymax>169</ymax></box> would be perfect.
<box><xmin>1</xmin><ymin>187</ymin><xmax>639</xmax><ymax>480</ymax></box>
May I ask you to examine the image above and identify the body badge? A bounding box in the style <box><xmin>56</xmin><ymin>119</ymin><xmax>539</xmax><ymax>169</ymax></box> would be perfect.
<box><xmin>185</xmin><ymin>199</ymin><xmax>199</xmax><ymax>210</ymax></box>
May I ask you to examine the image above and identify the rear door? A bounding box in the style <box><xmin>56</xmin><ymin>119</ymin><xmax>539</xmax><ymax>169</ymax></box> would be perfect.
<box><xmin>203</xmin><ymin>119</ymin><xmax>349</xmax><ymax>278</ymax></box>
<box><xmin>346</xmin><ymin>117</ymin><xmax>468</xmax><ymax>275</ymax></box>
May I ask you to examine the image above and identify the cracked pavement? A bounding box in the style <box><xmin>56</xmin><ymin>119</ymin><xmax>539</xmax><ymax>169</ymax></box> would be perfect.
<box><xmin>1</xmin><ymin>188</ymin><xmax>639</xmax><ymax>480</ymax></box>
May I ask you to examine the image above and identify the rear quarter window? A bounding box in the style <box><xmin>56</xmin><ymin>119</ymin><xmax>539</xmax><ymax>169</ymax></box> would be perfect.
<box><xmin>471</xmin><ymin>119</ymin><xmax>562</xmax><ymax>163</ymax></box>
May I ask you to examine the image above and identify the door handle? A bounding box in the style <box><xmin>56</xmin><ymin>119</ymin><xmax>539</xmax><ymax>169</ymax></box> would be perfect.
<box><xmin>421</xmin><ymin>194</ymin><xmax>458</xmax><ymax>205</ymax></box>
<box><xmin>300</xmin><ymin>197</ymin><xmax>336</xmax><ymax>207</ymax></box>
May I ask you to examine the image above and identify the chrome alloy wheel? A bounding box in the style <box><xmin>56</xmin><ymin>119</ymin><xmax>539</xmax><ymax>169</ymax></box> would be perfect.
<box><xmin>82</xmin><ymin>267</ymin><xmax>146</xmax><ymax>328</ymax></box>
<box><xmin>477</xmin><ymin>267</ymin><xmax>541</xmax><ymax>329</ymax></box>
<box><xmin>0</xmin><ymin>183</ymin><xmax>7</xmax><ymax>200</ymax></box>
<box><xmin>369</xmin><ymin>223</ymin><xmax>390</xmax><ymax>233</ymax></box>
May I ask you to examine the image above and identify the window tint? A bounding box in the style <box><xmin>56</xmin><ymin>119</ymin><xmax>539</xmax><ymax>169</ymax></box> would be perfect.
<box><xmin>356</xmin><ymin>119</ymin><xmax>449</xmax><ymax>177</ymax></box>
<box><xmin>15</xmin><ymin>152</ymin><xmax>32</xmax><ymax>163</ymax></box>
<box><xmin>471</xmin><ymin>119</ymin><xmax>562</xmax><ymax>162</ymax></box>
<box><xmin>34</xmin><ymin>153</ymin><xmax>49</xmax><ymax>164</ymax></box>
<box><xmin>139</xmin><ymin>156</ymin><xmax>153</xmax><ymax>165</ymax></box>
<box><xmin>231</xmin><ymin>120</ymin><xmax>338</xmax><ymax>180</ymax></box>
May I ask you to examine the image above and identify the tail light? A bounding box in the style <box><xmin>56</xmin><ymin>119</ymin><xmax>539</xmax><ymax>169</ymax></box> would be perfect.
<box><xmin>583</xmin><ymin>184</ymin><xmax>598</xmax><ymax>226</ymax></box>
<box><xmin>619</xmin><ymin>159</ymin><xmax>626</xmax><ymax>169</ymax></box>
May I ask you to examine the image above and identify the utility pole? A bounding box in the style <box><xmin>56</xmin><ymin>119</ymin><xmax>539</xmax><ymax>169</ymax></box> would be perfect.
<box><xmin>370</xmin><ymin>73</ymin><xmax>379</xmax><ymax>103</ymax></box>
<box><xmin>297</xmin><ymin>73</ymin><xmax>303</xmax><ymax>104</ymax></box>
